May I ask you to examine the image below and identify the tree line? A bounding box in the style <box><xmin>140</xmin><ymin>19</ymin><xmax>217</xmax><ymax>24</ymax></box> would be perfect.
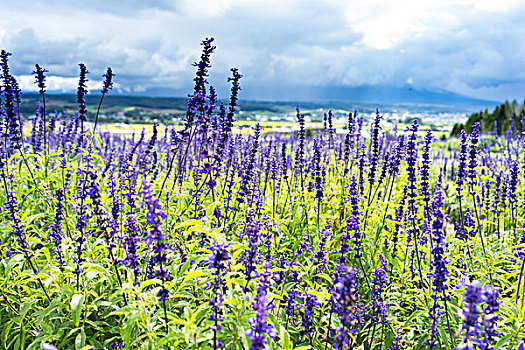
<box><xmin>451</xmin><ymin>100</ymin><xmax>525</xmax><ymax>136</ymax></box>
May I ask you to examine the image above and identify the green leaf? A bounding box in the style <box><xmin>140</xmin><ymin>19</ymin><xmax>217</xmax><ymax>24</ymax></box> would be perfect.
<box><xmin>279</xmin><ymin>327</ymin><xmax>291</xmax><ymax>350</ymax></box>
<box><xmin>20</xmin><ymin>323</ymin><xmax>26</xmax><ymax>350</ymax></box>
<box><xmin>1</xmin><ymin>320</ymin><xmax>14</xmax><ymax>349</ymax></box>
<box><xmin>494</xmin><ymin>334</ymin><xmax>513</xmax><ymax>350</ymax></box>
<box><xmin>307</xmin><ymin>289</ymin><xmax>326</xmax><ymax>301</ymax></box>
<box><xmin>437</xmin><ymin>324</ymin><xmax>451</xmax><ymax>350</ymax></box>
<box><xmin>139</xmin><ymin>279</ymin><xmax>157</xmax><ymax>292</ymax></box>
<box><xmin>123</xmin><ymin>310</ymin><xmax>140</xmax><ymax>346</ymax></box>
<box><xmin>176</xmin><ymin>271</ymin><xmax>207</xmax><ymax>292</ymax></box>
<box><xmin>19</xmin><ymin>299</ymin><xmax>37</xmax><ymax>323</ymax></box>
<box><xmin>314</xmin><ymin>273</ymin><xmax>333</xmax><ymax>284</ymax></box>
<box><xmin>75</xmin><ymin>330</ymin><xmax>86</xmax><ymax>350</ymax></box>
<box><xmin>71</xmin><ymin>294</ymin><xmax>85</xmax><ymax>327</ymax></box>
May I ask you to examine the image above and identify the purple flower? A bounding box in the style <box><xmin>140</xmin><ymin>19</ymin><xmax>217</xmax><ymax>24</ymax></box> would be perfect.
<box><xmin>48</xmin><ymin>188</ymin><xmax>66</xmax><ymax>270</ymax></box>
<box><xmin>237</xmin><ymin>123</ymin><xmax>262</xmax><ymax>205</ymax></box>
<box><xmin>295</xmin><ymin>107</ymin><xmax>306</xmax><ymax>187</ymax></box>
<box><xmin>10</xmin><ymin>75</ymin><xmax>21</xmax><ymax>110</ymax></box>
<box><xmin>76</xmin><ymin>63</ymin><xmax>89</xmax><ymax>148</ymax></box>
<box><xmin>1</xmin><ymin>50</ymin><xmax>21</xmax><ymax>145</ymax></box>
<box><xmin>427</xmin><ymin>185</ymin><xmax>450</xmax><ymax>347</ymax></box>
<box><xmin>480</xmin><ymin>287</ymin><xmax>501</xmax><ymax>349</ymax></box>
<box><xmin>405</xmin><ymin>120</ymin><xmax>419</xmax><ymax>215</ymax></box>
<box><xmin>227</xmin><ymin>67</ymin><xmax>242</xmax><ymax>111</ymax></box>
<box><xmin>467</xmin><ymin>122</ymin><xmax>480</xmax><ymax>189</ymax></box>
<box><xmin>312</xmin><ymin>137</ymin><xmax>324</xmax><ymax>200</ymax></box>
<box><xmin>215</xmin><ymin>69</ymin><xmax>242</xmax><ymax>163</ymax></box>
<box><xmin>330</xmin><ymin>264</ymin><xmax>362</xmax><ymax>349</ymax></box>
<box><xmin>370</xmin><ymin>258</ymin><xmax>389</xmax><ymax>326</ymax></box>
<box><xmin>347</xmin><ymin>175</ymin><xmax>362</xmax><ymax>260</ymax></box>
<box><xmin>76</xmin><ymin>63</ymin><xmax>89</xmax><ymax>119</ymax></box>
<box><xmin>300</xmin><ymin>291</ymin><xmax>319</xmax><ymax>344</ymax></box>
<box><xmin>49</xmin><ymin>110</ymin><xmax>58</xmax><ymax>132</ymax></box>
<box><xmin>311</xmin><ymin>221</ymin><xmax>332</xmax><ymax>273</ymax></box>
<box><xmin>456</xmin><ymin>130</ymin><xmax>468</xmax><ymax>194</ymax></box>
<box><xmin>207</xmin><ymin>242</ymin><xmax>231</xmax><ymax>349</ymax></box>
<box><xmin>32</xmin><ymin>63</ymin><xmax>48</xmax><ymax>94</ymax></box>
<box><xmin>73</xmin><ymin>185</ymin><xmax>88</xmax><ymax>289</ymax></box>
<box><xmin>142</xmin><ymin>181</ymin><xmax>170</xmax><ymax>301</ymax></box>
<box><xmin>4</xmin><ymin>174</ymin><xmax>34</xmax><ymax>264</ymax></box>
<box><xmin>508</xmin><ymin>160</ymin><xmax>519</xmax><ymax>204</ymax></box>
<box><xmin>386</xmin><ymin>328</ymin><xmax>402</xmax><ymax>350</ymax></box>
<box><xmin>193</xmin><ymin>37</ymin><xmax>216</xmax><ymax>95</ymax></box>
<box><xmin>368</xmin><ymin>109</ymin><xmax>382</xmax><ymax>189</ymax></box>
<box><xmin>358</xmin><ymin>143</ymin><xmax>366</xmax><ymax>195</ymax></box>
<box><xmin>102</xmin><ymin>67</ymin><xmax>115</xmax><ymax>94</ymax></box>
<box><xmin>246</xmin><ymin>264</ymin><xmax>277</xmax><ymax>350</ymax></box>
<box><xmin>429</xmin><ymin>186</ymin><xmax>449</xmax><ymax>296</ymax></box>
<box><xmin>207</xmin><ymin>242</ymin><xmax>231</xmax><ymax>276</ymax></box>
<box><xmin>109</xmin><ymin>342</ymin><xmax>124</xmax><ymax>349</ymax></box>
<box><xmin>120</xmin><ymin>162</ymin><xmax>142</xmax><ymax>285</ymax></box>
<box><xmin>420</xmin><ymin>130</ymin><xmax>433</xmax><ymax>210</ymax></box>
<box><xmin>455</xmin><ymin>282</ymin><xmax>501</xmax><ymax>349</ymax></box>
<box><xmin>239</xmin><ymin>211</ymin><xmax>262</xmax><ymax>284</ymax></box>
<box><xmin>328</xmin><ymin>109</ymin><xmax>334</xmax><ymax>136</ymax></box>
<box><xmin>457</xmin><ymin>283</ymin><xmax>483</xmax><ymax>347</ymax></box>
<box><xmin>390</xmin><ymin>186</ymin><xmax>407</xmax><ymax>259</ymax></box>
<box><xmin>456</xmin><ymin>210</ymin><xmax>476</xmax><ymax>241</ymax></box>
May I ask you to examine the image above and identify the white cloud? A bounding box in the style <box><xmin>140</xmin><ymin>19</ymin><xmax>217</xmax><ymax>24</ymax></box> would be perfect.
<box><xmin>16</xmin><ymin>75</ymin><xmax>119</xmax><ymax>93</ymax></box>
<box><xmin>473</xmin><ymin>0</ymin><xmax>520</xmax><ymax>12</ymax></box>
<box><xmin>0</xmin><ymin>0</ymin><xmax>524</xmax><ymax>101</ymax></box>
<box><xmin>16</xmin><ymin>75</ymin><xmax>78</xmax><ymax>92</ymax></box>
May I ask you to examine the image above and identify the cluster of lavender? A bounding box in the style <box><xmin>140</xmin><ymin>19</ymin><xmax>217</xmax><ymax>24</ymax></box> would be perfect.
<box><xmin>329</xmin><ymin>265</ymin><xmax>362</xmax><ymax>349</ymax></box>
<box><xmin>455</xmin><ymin>282</ymin><xmax>501</xmax><ymax>350</ymax></box>
<box><xmin>0</xmin><ymin>39</ymin><xmax>519</xmax><ymax>349</ymax></box>
<box><xmin>246</xmin><ymin>264</ymin><xmax>277</xmax><ymax>350</ymax></box>
<box><xmin>1</xmin><ymin>50</ymin><xmax>22</xmax><ymax>146</ymax></box>
<box><xmin>428</xmin><ymin>184</ymin><xmax>452</xmax><ymax>348</ymax></box>
<box><xmin>206</xmin><ymin>242</ymin><xmax>231</xmax><ymax>349</ymax></box>
<box><xmin>142</xmin><ymin>181</ymin><xmax>170</xmax><ymax>309</ymax></box>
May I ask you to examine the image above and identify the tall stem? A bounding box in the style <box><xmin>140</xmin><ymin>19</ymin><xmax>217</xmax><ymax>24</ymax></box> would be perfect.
<box><xmin>41</xmin><ymin>93</ymin><xmax>48</xmax><ymax>177</ymax></box>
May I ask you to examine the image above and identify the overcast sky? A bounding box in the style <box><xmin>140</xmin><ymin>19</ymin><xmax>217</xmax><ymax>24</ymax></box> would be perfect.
<box><xmin>0</xmin><ymin>0</ymin><xmax>524</xmax><ymax>102</ymax></box>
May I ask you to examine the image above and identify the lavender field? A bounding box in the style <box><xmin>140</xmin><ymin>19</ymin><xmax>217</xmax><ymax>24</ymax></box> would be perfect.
<box><xmin>0</xmin><ymin>38</ymin><xmax>523</xmax><ymax>350</ymax></box>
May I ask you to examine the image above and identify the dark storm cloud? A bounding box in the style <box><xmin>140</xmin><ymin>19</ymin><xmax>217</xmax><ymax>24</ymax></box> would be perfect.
<box><xmin>0</xmin><ymin>0</ymin><xmax>524</xmax><ymax>101</ymax></box>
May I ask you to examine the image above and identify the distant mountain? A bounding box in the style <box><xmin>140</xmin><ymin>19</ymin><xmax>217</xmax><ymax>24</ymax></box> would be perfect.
<box><xmin>24</xmin><ymin>84</ymin><xmax>500</xmax><ymax>118</ymax></box>
<box><xmin>110</xmin><ymin>84</ymin><xmax>500</xmax><ymax>111</ymax></box>
<box><xmin>237</xmin><ymin>85</ymin><xmax>500</xmax><ymax>109</ymax></box>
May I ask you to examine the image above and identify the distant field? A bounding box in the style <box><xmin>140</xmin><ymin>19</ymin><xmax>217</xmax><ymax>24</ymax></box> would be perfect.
<box><xmin>95</xmin><ymin>120</ymin><xmax>450</xmax><ymax>138</ymax></box>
